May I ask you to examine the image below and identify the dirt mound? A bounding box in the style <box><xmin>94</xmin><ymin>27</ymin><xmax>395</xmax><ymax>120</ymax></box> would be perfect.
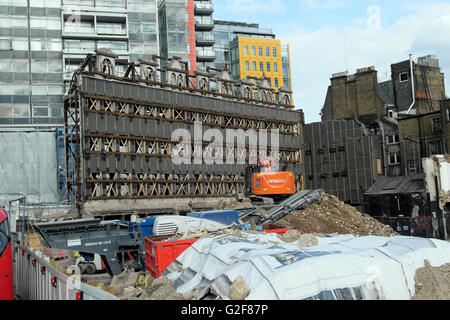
<box><xmin>277</xmin><ymin>193</ymin><xmax>398</xmax><ymax>237</ymax></box>
<box><xmin>413</xmin><ymin>260</ymin><xmax>450</xmax><ymax>300</ymax></box>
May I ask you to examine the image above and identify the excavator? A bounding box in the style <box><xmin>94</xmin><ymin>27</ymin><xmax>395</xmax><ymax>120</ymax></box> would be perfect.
<box><xmin>244</xmin><ymin>156</ymin><xmax>295</xmax><ymax>204</ymax></box>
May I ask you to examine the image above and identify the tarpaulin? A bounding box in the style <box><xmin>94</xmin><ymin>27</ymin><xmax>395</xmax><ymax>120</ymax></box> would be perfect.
<box><xmin>165</xmin><ymin>233</ymin><xmax>450</xmax><ymax>300</ymax></box>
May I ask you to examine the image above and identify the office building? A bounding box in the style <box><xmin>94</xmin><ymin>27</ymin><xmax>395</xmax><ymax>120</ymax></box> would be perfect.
<box><xmin>0</xmin><ymin>0</ymin><xmax>160</xmax><ymax>126</ymax></box>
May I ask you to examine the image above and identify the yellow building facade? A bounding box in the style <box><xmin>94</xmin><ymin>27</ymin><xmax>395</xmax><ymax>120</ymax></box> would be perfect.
<box><xmin>235</xmin><ymin>36</ymin><xmax>284</xmax><ymax>90</ymax></box>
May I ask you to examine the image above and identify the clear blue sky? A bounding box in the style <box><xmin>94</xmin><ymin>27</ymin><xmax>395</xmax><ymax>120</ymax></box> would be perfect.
<box><xmin>213</xmin><ymin>0</ymin><xmax>450</xmax><ymax>123</ymax></box>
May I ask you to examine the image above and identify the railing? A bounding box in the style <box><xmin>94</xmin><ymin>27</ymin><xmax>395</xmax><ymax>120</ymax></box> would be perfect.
<box><xmin>13</xmin><ymin>243</ymin><xmax>118</xmax><ymax>300</ymax></box>
<box><xmin>96</xmin><ymin>27</ymin><xmax>127</xmax><ymax>36</ymax></box>
<box><xmin>194</xmin><ymin>2</ymin><xmax>214</xmax><ymax>12</ymax></box>
<box><xmin>194</xmin><ymin>17</ymin><xmax>214</xmax><ymax>28</ymax></box>
<box><xmin>196</xmin><ymin>34</ymin><xmax>215</xmax><ymax>43</ymax></box>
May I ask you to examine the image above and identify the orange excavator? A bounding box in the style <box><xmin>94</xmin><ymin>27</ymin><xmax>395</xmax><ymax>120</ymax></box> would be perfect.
<box><xmin>244</xmin><ymin>156</ymin><xmax>295</xmax><ymax>204</ymax></box>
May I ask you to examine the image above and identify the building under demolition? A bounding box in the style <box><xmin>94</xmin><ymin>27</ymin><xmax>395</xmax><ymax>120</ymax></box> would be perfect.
<box><xmin>64</xmin><ymin>50</ymin><xmax>304</xmax><ymax>217</ymax></box>
<box><xmin>303</xmin><ymin>120</ymin><xmax>382</xmax><ymax>209</ymax></box>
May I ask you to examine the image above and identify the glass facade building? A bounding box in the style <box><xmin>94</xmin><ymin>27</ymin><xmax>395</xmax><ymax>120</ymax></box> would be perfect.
<box><xmin>0</xmin><ymin>0</ymin><xmax>64</xmax><ymax>125</ymax></box>
<box><xmin>193</xmin><ymin>0</ymin><xmax>214</xmax><ymax>71</ymax></box>
<box><xmin>0</xmin><ymin>0</ymin><xmax>159</xmax><ymax>125</ymax></box>
<box><xmin>213</xmin><ymin>20</ymin><xmax>275</xmax><ymax>71</ymax></box>
<box><xmin>158</xmin><ymin>0</ymin><xmax>188</xmax><ymax>64</ymax></box>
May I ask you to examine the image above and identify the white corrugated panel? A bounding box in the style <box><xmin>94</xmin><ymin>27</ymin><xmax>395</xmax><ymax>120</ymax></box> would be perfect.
<box><xmin>0</xmin><ymin>132</ymin><xmax>58</xmax><ymax>207</ymax></box>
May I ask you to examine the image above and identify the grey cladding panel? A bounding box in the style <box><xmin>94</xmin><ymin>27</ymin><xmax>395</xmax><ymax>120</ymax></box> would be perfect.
<box><xmin>138</xmin><ymin>86</ymin><xmax>147</xmax><ymax>100</ymax></box>
<box><xmin>154</xmin><ymin>88</ymin><xmax>162</xmax><ymax>104</ymax></box>
<box><xmin>106</xmin><ymin>114</ymin><xmax>116</xmax><ymax>134</ymax></box>
<box><xmin>130</xmin><ymin>86</ymin><xmax>139</xmax><ymax>101</ymax></box>
<box><xmin>105</xmin><ymin>81</ymin><xmax>114</xmax><ymax>98</ymax></box>
<box><xmin>123</xmin><ymin>84</ymin><xmax>132</xmax><ymax>99</ymax></box>
<box><xmin>162</xmin><ymin>90</ymin><xmax>170</xmax><ymax>104</ymax></box>
<box><xmin>113</xmin><ymin>82</ymin><xmax>123</xmax><ymax>98</ymax></box>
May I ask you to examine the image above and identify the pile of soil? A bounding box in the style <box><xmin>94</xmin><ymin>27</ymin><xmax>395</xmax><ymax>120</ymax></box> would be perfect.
<box><xmin>413</xmin><ymin>260</ymin><xmax>450</xmax><ymax>300</ymax></box>
<box><xmin>276</xmin><ymin>193</ymin><xmax>398</xmax><ymax>237</ymax></box>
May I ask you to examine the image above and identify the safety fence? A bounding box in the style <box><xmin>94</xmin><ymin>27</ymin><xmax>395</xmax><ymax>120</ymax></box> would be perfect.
<box><xmin>13</xmin><ymin>243</ymin><xmax>118</xmax><ymax>300</ymax></box>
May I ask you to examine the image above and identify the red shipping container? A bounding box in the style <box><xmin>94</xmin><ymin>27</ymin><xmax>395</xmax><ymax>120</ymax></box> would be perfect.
<box><xmin>145</xmin><ymin>226</ymin><xmax>291</xmax><ymax>278</ymax></box>
<box><xmin>145</xmin><ymin>235</ymin><xmax>199</xmax><ymax>278</ymax></box>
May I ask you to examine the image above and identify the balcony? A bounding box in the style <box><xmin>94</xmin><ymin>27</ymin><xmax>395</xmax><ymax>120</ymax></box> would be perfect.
<box><xmin>195</xmin><ymin>17</ymin><xmax>214</xmax><ymax>30</ymax></box>
<box><xmin>96</xmin><ymin>26</ymin><xmax>127</xmax><ymax>36</ymax></box>
<box><xmin>63</xmin><ymin>24</ymin><xmax>95</xmax><ymax>35</ymax></box>
<box><xmin>194</xmin><ymin>2</ymin><xmax>214</xmax><ymax>15</ymax></box>
<box><xmin>197</xmin><ymin>49</ymin><xmax>216</xmax><ymax>61</ymax></box>
<box><xmin>196</xmin><ymin>34</ymin><xmax>215</xmax><ymax>46</ymax></box>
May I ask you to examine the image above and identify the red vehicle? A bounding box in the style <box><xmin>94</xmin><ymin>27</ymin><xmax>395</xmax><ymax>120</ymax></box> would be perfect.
<box><xmin>0</xmin><ymin>209</ymin><xmax>13</xmax><ymax>300</ymax></box>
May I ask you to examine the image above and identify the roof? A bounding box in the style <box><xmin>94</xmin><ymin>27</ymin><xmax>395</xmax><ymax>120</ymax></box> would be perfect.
<box><xmin>364</xmin><ymin>175</ymin><xmax>425</xmax><ymax>196</ymax></box>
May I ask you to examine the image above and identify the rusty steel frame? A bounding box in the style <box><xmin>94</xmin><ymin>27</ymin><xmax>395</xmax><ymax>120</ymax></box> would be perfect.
<box><xmin>65</xmin><ymin>54</ymin><xmax>304</xmax><ymax>212</ymax></box>
<box><xmin>83</xmin><ymin>94</ymin><xmax>301</xmax><ymax>136</ymax></box>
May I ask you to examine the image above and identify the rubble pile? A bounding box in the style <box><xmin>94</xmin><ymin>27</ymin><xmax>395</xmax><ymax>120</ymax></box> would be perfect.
<box><xmin>413</xmin><ymin>260</ymin><xmax>450</xmax><ymax>300</ymax></box>
<box><xmin>276</xmin><ymin>193</ymin><xmax>398</xmax><ymax>237</ymax></box>
<box><xmin>97</xmin><ymin>269</ymin><xmax>211</xmax><ymax>300</ymax></box>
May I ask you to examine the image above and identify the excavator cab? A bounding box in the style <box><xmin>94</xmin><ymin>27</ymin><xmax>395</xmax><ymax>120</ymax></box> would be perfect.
<box><xmin>244</xmin><ymin>156</ymin><xmax>295</xmax><ymax>201</ymax></box>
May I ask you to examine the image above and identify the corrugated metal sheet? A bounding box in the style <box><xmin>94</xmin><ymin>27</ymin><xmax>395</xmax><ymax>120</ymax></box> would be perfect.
<box><xmin>0</xmin><ymin>131</ymin><xmax>58</xmax><ymax>207</ymax></box>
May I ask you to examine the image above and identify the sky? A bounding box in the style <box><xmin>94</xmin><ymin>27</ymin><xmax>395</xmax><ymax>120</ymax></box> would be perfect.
<box><xmin>213</xmin><ymin>0</ymin><xmax>450</xmax><ymax>123</ymax></box>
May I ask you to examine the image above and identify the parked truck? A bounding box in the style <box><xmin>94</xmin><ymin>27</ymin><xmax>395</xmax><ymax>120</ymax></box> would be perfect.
<box><xmin>0</xmin><ymin>208</ymin><xmax>13</xmax><ymax>300</ymax></box>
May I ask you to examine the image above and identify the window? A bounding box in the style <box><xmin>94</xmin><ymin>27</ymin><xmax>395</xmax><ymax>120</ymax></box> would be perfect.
<box><xmin>266</xmin><ymin>62</ymin><xmax>270</xmax><ymax>72</ymax></box>
<box><xmin>387</xmin><ymin>135</ymin><xmax>399</xmax><ymax>144</ymax></box>
<box><xmin>251</xmin><ymin>46</ymin><xmax>255</xmax><ymax>56</ymax></box>
<box><xmin>273</xmin><ymin>62</ymin><xmax>278</xmax><ymax>72</ymax></box>
<box><xmin>13</xmin><ymin>105</ymin><xmax>30</xmax><ymax>118</ymax></box>
<box><xmin>50</xmin><ymin>106</ymin><xmax>63</xmax><ymax>118</ymax></box>
<box><xmin>245</xmin><ymin>61</ymin><xmax>249</xmax><ymax>71</ymax></box>
<box><xmin>142</xmin><ymin>23</ymin><xmax>155</xmax><ymax>33</ymax></box>
<box><xmin>431</xmin><ymin>117</ymin><xmax>441</xmax><ymax>132</ymax></box>
<box><xmin>388</xmin><ymin>110</ymin><xmax>394</xmax><ymax>118</ymax></box>
<box><xmin>272</xmin><ymin>47</ymin><xmax>277</xmax><ymax>57</ymax></box>
<box><xmin>33</xmin><ymin>85</ymin><xmax>47</xmax><ymax>95</ymax></box>
<box><xmin>274</xmin><ymin>77</ymin><xmax>278</xmax><ymax>87</ymax></box>
<box><xmin>11</xmin><ymin>17</ymin><xmax>27</xmax><ymax>28</ymax></box>
<box><xmin>400</xmin><ymin>72</ymin><xmax>408</xmax><ymax>82</ymax></box>
<box><xmin>0</xmin><ymin>61</ymin><xmax>11</xmax><ymax>72</ymax></box>
<box><xmin>265</xmin><ymin>47</ymin><xmax>270</xmax><ymax>56</ymax></box>
<box><xmin>258</xmin><ymin>46</ymin><xmax>263</xmax><ymax>56</ymax></box>
<box><xmin>389</xmin><ymin>154</ymin><xmax>400</xmax><ymax>165</ymax></box>
<box><xmin>259</xmin><ymin>62</ymin><xmax>263</xmax><ymax>72</ymax></box>
<box><xmin>244</xmin><ymin>45</ymin><xmax>248</xmax><ymax>56</ymax></box>
<box><xmin>0</xmin><ymin>40</ymin><xmax>11</xmax><ymax>50</ymax></box>
<box><xmin>33</xmin><ymin>106</ymin><xmax>49</xmax><ymax>117</ymax></box>
<box><xmin>13</xmin><ymin>39</ymin><xmax>28</xmax><ymax>51</ymax></box>
<box><xmin>252</xmin><ymin>61</ymin><xmax>256</xmax><ymax>71</ymax></box>
<box><xmin>14</xmin><ymin>85</ymin><xmax>29</xmax><ymax>95</ymax></box>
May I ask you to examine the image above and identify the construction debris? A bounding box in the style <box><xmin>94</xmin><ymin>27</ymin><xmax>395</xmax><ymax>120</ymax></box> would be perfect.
<box><xmin>214</xmin><ymin>198</ymin><xmax>253</xmax><ymax>210</ymax></box>
<box><xmin>413</xmin><ymin>260</ymin><xmax>450</xmax><ymax>300</ymax></box>
<box><xmin>230</xmin><ymin>276</ymin><xmax>250</xmax><ymax>300</ymax></box>
<box><xmin>276</xmin><ymin>193</ymin><xmax>398</xmax><ymax>237</ymax></box>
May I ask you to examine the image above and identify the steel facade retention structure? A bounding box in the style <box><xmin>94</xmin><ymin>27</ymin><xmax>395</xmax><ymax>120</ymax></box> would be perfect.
<box><xmin>65</xmin><ymin>50</ymin><xmax>304</xmax><ymax>217</ymax></box>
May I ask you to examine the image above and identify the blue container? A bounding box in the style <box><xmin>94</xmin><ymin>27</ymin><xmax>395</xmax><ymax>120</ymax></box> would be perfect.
<box><xmin>127</xmin><ymin>217</ymin><xmax>155</xmax><ymax>238</ymax></box>
<box><xmin>187</xmin><ymin>210</ymin><xmax>239</xmax><ymax>226</ymax></box>
<box><xmin>139</xmin><ymin>217</ymin><xmax>155</xmax><ymax>237</ymax></box>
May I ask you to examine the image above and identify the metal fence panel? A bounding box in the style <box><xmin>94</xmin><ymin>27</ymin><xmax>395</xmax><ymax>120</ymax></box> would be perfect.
<box><xmin>13</xmin><ymin>244</ymin><xmax>118</xmax><ymax>300</ymax></box>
